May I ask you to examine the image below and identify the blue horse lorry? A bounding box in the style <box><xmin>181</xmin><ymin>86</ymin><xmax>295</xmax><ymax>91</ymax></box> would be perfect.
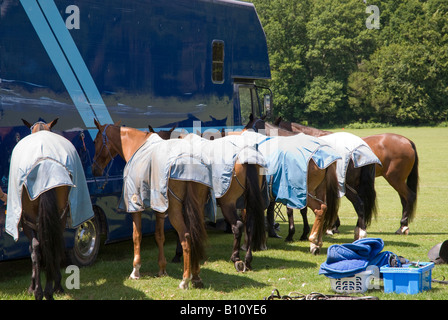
<box><xmin>0</xmin><ymin>0</ymin><xmax>271</xmax><ymax>265</ymax></box>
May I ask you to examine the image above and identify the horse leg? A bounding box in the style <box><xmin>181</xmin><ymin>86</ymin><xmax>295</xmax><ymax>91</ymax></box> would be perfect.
<box><xmin>285</xmin><ymin>207</ymin><xmax>295</xmax><ymax>242</ymax></box>
<box><xmin>130</xmin><ymin>212</ymin><xmax>142</xmax><ymax>279</ymax></box>
<box><xmin>384</xmin><ymin>175</ymin><xmax>414</xmax><ymax>235</ymax></box>
<box><xmin>172</xmin><ymin>233</ymin><xmax>183</xmax><ymax>263</ymax></box>
<box><xmin>52</xmin><ymin>187</ymin><xmax>69</xmax><ymax>295</ymax></box>
<box><xmin>30</xmin><ymin>234</ymin><xmax>43</xmax><ymax>300</ymax></box>
<box><xmin>266</xmin><ymin>201</ymin><xmax>281</xmax><ymax>238</ymax></box>
<box><xmin>220</xmin><ymin>202</ymin><xmax>245</xmax><ymax>272</ymax></box>
<box><xmin>190</xmin><ymin>184</ymin><xmax>209</xmax><ymax>288</ymax></box>
<box><xmin>166</xmin><ymin>182</ymin><xmax>191</xmax><ymax>289</ymax></box>
<box><xmin>345</xmin><ymin>188</ymin><xmax>367</xmax><ymax>240</ymax></box>
<box><xmin>155</xmin><ymin>212</ymin><xmax>168</xmax><ymax>277</ymax></box>
<box><xmin>299</xmin><ymin>208</ymin><xmax>310</xmax><ymax>241</ymax></box>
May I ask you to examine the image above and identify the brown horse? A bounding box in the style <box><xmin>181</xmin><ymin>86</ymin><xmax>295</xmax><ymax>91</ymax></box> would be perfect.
<box><xmin>243</xmin><ymin>116</ymin><xmax>340</xmax><ymax>255</ymax></box>
<box><xmin>262</xmin><ymin>116</ymin><xmax>379</xmax><ymax>241</ymax></box>
<box><xmin>92</xmin><ymin>119</ymin><xmax>210</xmax><ymax>289</ymax></box>
<box><xmin>275</xmin><ymin>117</ymin><xmax>419</xmax><ymax>235</ymax></box>
<box><xmin>17</xmin><ymin>118</ymin><xmax>70</xmax><ymax>300</ymax></box>
<box><xmin>149</xmin><ymin>124</ymin><xmax>267</xmax><ymax>272</ymax></box>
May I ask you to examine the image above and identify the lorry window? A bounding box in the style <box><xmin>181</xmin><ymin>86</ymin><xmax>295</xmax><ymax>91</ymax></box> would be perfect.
<box><xmin>239</xmin><ymin>85</ymin><xmax>261</xmax><ymax>126</ymax></box>
<box><xmin>212</xmin><ymin>40</ymin><xmax>225</xmax><ymax>84</ymax></box>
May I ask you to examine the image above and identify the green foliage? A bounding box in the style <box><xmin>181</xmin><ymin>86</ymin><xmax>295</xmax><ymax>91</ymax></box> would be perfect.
<box><xmin>249</xmin><ymin>0</ymin><xmax>448</xmax><ymax>126</ymax></box>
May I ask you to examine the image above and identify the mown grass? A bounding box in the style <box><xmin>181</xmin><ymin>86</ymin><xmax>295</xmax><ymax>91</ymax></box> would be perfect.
<box><xmin>1</xmin><ymin>126</ymin><xmax>448</xmax><ymax>301</ymax></box>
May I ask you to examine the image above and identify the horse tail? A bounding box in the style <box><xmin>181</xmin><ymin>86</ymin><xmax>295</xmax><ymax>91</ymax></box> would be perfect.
<box><xmin>38</xmin><ymin>188</ymin><xmax>65</xmax><ymax>283</ymax></box>
<box><xmin>244</xmin><ymin>164</ymin><xmax>266</xmax><ymax>252</ymax></box>
<box><xmin>406</xmin><ymin>140</ymin><xmax>419</xmax><ymax>222</ymax></box>
<box><xmin>359</xmin><ymin>163</ymin><xmax>377</xmax><ymax>226</ymax></box>
<box><xmin>322</xmin><ymin>163</ymin><xmax>340</xmax><ymax>232</ymax></box>
<box><xmin>183</xmin><ymin>182</ymin><xmax>208</xmax><ymax>263</ymax></box>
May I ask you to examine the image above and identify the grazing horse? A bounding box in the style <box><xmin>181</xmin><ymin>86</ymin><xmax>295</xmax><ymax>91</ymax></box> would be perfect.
<box><xmin>149</xmin><ymin>125</ymin><xmax>267</xmax><ymax>272</ymax></box>
<box><xmin>92</xmin><ymin>119</ymin><xmax>211</xmax><ymax>289</ymax></box>
<box><xmin>275</xmin><ymin>117</ymin><xmax>419</xmax><ymax>235</ymax></box>
<box><xmin>263</xmin><ymin>117</ymin><xmax>380</xmax><ymax>241</ymax></box>
<box><xmin>236</xmin><ymin>117</ymin><xmax>340</xmax><ymax>254</ymax></box>
<box><xmin>6</xmin><ymin>119</ymin><xmax>82</xmax><ymax>299</ymax></box>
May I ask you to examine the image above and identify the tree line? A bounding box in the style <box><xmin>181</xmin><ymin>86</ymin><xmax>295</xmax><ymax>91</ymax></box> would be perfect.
<box><xmin>249</xmin><ymin>0</ymin><xmax>448</xmax><ymax>126</ymax></box>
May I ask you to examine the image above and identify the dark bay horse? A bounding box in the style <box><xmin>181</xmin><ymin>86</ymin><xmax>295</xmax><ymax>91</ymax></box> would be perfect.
<box><xmin>245</xmin><ymin>115</ymin><xmax>378</xmax><ymax>243</ymax></box>
<box><xmin>241</xmin><ymin>117</ymin><xmax>340</xmax><ymax>254</ymax></box>
<box><xmin>261</xmin><ymin>117</ymin><xmax>379</xmax><ymax>241</ymax></box>
<box><xmin>148</xmin><ymin>124</ymin><xmax>267</xmax><ymax>272</ymax></box>
<box><xmin>92</xmin><ymin>119</ymin><xmax>210</xmax><ymax>289</ymax></box>
<box><xmin>15</xmin><ymin>119</ymin><xmax>69</xmax><ymax>300</ymax></box>
<box><xmin>275</xmin><ymin>117</ymin><xmax>419</xmax><ymax>235</ymax></box>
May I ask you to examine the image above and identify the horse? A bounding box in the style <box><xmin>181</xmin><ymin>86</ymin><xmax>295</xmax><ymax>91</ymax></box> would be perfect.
<box><xmin>240</xmin><ymin>116</ymin><xmax>340</xmax><ymax>255</ymax></box>
<box><xmin>275</xmin><ymin>117</ymin><xmax>419</xmax><ymax>235</ymax></box>
<box><xmin>11</xmin><ymin>118</ymin><xmax>69</xmax><ymax>300</ymax></box>
<box><xmin>258</xmin><ymin>116</ymin><xmax>379</xmax><ymax>241</ymax></box>
<box><xmin>92</xmin><ymin>119</ymin><xmax>211</xmax><ymax>289</ymax></box>
<box><xmin>148</xmin><ymin>124</ymin><xmax>267</xmax><ymax>272</ymax></box>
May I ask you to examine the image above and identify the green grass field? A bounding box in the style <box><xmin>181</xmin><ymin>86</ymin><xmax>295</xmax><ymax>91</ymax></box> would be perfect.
<box><xmin>1</xmin><ymin>126</ymin><xmax>448</xmax><ymax>300</ymax></box>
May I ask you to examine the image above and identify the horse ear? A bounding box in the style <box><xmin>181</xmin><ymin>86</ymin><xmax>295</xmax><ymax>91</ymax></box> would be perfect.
<box><xmin>148</xmin><ymin>125</ymin><xmax>155</xmax><ymax>133</ymax></box>
<box><xmin>249</xmin><ymin>114</ymin><xmax>254</xmax><ymax>121</ymax></box>
<box><xmin>274</xmin><ymin>117</ymin><xmax>281</xmax><ymax>125</ymax></box>
<box><xmin>22</xmin><ymin>119</ymin><xmax>33</xmax><ymax>128</ymax></box>
<box><xmin>48</xmin><ymin>118</ymin><xmax>59</xmax><ymax>129</ymax></box>
<box><xmin>114</xmin><ymin>120</ymin><xmax>121</xmax><ymax>126</ymax></box>
<box><xmin>169</xmin><ymin>124</ymin><xmax>177</xmax><ymax>133</ymax></box>
<box><xmin>94</xmin><ymin>118</ymin><xmax>102</xmax><ymax>129</ymax></box>
<box><xmin>261</xmin><ymin>114</ymin><xmax>267</xmax><ymax>120</ymax></box>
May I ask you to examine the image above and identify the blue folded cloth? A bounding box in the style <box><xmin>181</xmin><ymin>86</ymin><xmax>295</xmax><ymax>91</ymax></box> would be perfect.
<box><xmin>319</xmin><ymin>238</ymin><xmax>393</xmax><ymax>278</ymax></box>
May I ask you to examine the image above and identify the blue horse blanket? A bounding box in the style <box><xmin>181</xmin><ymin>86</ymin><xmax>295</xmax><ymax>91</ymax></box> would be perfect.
<box><xmin>225</xmin><ymin>131</ymin><xmax>341</xmax><ymax>209</ymax></box>
<box><xmin>6</xmin><ymin>131</ymin><xmax>94</xmax><ymax>241</ymax></box>
<box><xmin>119</xmin><ymin>134</ymin><xmax>217</xmax><ymax>220</ymax></box>
<box><xmin>319</xmin><ymin>132</ymin><xmax>382</xmax><ymax>197</ymax></box>
<box><xmin>319</xmin><ymin>238</ymin><xmax>393</xmax><ymax>278</ymax></box>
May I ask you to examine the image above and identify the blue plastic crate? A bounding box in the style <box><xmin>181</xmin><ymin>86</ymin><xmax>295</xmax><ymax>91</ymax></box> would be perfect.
<box><xmin>380</xmin><ymin>262</ymin><xmax>434</xmax><ymax>294</ymax></box>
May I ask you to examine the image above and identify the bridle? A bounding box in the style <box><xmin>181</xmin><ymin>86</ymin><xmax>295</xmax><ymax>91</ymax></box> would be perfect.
<box><xmin>92</xmin><ymin>124</ymin><xmax>115</xmax><ymax>189</ymax></box>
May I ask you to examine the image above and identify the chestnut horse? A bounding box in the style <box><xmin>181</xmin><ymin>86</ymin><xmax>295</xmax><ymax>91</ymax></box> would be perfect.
<box><xmin>275</xmin><ymin>117</ymin><xmax>419</xmax><ymax>235</ymax></box>
<box><xmin>241</xmin><ymin>117</ymin><xmax>340</xmax><ymax>255</ymax></box>
<box><xmin>148</xmin><ymin>124</ymin><xmax>267</xmax><ymax>272</ymax></box>
<box><xmin>16</xmin><ymin>119</ymin><xmax>69</xmax><ymax>300</ymax></box>
<box><xmin>92</xmin><ymin>119</ymin><xmax>210</xmax><ymax>289</ymax></box>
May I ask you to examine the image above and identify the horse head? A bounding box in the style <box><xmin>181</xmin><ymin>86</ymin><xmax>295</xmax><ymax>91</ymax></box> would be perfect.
<box><xmin>92</xmin><ymin>118</ymin><xmax>120</xmax><ymax>177</ymax></box>
<box><xmin>243</xmin><ymin>114</ymin><xmax>267</xmax><ymax>132</ymax></box>
<box><xmin>22</xmin><ymin>118</ymin><xmax>59</xmax><ymax>133</ymax></box>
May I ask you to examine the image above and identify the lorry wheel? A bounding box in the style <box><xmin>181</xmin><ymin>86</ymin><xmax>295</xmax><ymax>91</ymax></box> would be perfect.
<box><xmin>66</xmin><ymin>217</ymin><xmax>100</xmax><ymax>267</ymax></box>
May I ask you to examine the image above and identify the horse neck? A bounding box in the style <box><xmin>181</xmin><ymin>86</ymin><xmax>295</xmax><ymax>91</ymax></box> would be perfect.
<box><xmin>109</xmin><ymin>126</ymin><xmax>150</xmax><ymax>162</ymax></box>
<box><xmin>265</xmin><ymin>122</ymin><xmax>295</xmax><ymax>136</ymax></box>
<box><xmin>290</xmin><ymin>122</ymin><xmax>331</xmax><ymax>137</ymax></box>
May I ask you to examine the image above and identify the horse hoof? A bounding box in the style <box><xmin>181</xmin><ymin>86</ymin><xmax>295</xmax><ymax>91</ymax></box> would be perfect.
<box><xmin>179</xmin><ymin>280</ymin><xmax>190</xmax><ymax>290</ymax></box>
<box><xmin>310</xmin><ymin>244</ymin><xmax>320</xmax><ymax>255</ymax></box>
<box><xmin>158</xmin><ymin>270</ymin><xmax>168</xmax><ymax>277</ymax></box>
<box><xmin>234</xmin><ymin>260</ymin><xmax>247</xmax><ymax>272</ymax></box>
<box><xmin>192</xmin><ymin>279</ymin><xmax>204</xmax><ymax>289</ymax></box>
<box><xmin>395</xmin><ymin>226</ymin><xmax>409</xmax><ymax>235</ymax></box>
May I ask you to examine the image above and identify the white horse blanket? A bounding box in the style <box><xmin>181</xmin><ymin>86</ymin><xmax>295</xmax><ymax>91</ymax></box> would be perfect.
<box><xmin>6</xmin><ymin>131</ymin><xmax>94</xmax><ymax>241</ymax></box>
<box><xmin>182</xmin><ymin>134</ymin><xmax>268</xmax><ymax>199</ymax></box>
<box><xmin>225</xmin><ymin>131</ymin><xmax>341</xmax><ymax>209</ymax></box>
<box><xmin>319</xmin><ymin>132</ymin><xmax>382</xmax><ymax>197</ymax></box>
<box><xmin>119</xmin><ymin>134</ymin><xmax>217</xmax><ymax>220</ymax></box>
